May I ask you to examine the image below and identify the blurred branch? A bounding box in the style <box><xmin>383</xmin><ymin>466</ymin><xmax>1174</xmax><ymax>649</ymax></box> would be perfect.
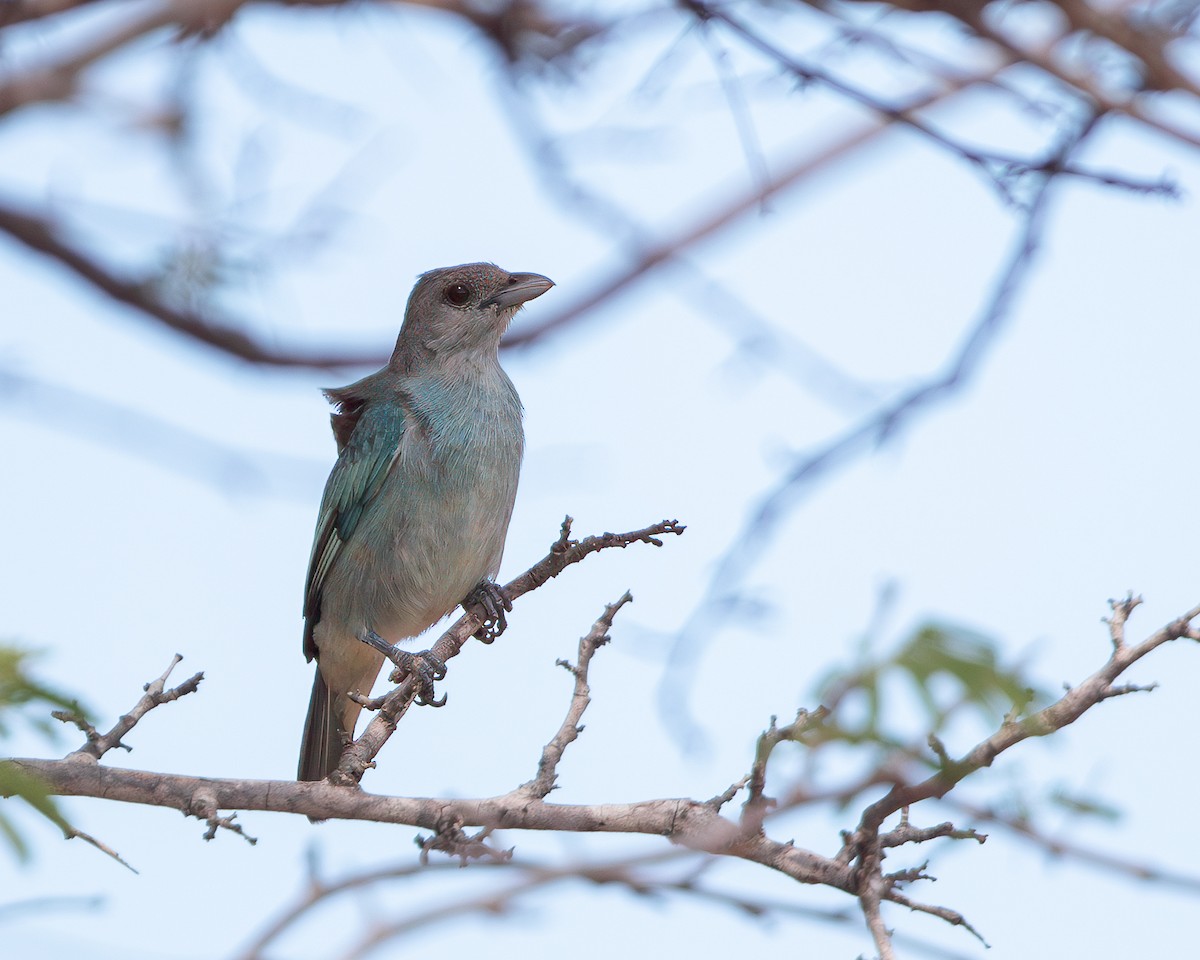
<box><xmin>0</xmin><ymin>0</ymin><xmax>600</xmax><ymax>82</ymax></box>
<box><xmin>658</xmin><ymin>108</ymin><xmax>1106</xmax><ymax>747</ymax></box>
<box><xmin>0</xmin><ymin>2</ymin><xmax>178</xmax><ymax>114</ymax></box>
<box><xmin>942</xmin><ymin>796</ymin><xmax>1200</xmax><ymax>893</ymax></box>
<box><xmin>0</xmin><ymin>0</ymin><xmax>603</xmax><ymax>367</ymax></box>
<box><xmin>496</xmin><ymin>67</ymin><xmax>888</xmax><ymax>412</ymax></box>
<box><xmin>855</xmin><ymin>0</ymin><xmax>1200</xmax><ymax>149</ymax></box>
<box><xmin>2</xmin><ymin>1</ymin><xmax>1184</xmax><ymax>370</ymax></box>
<box><xmin>692</xmin><ymin>1</ymin><xmax>1182</xmax><ymax>201</ymax></box>
<box><xmin>0</xmin><ymin>894</ymin><xmax>104</xmax><ymax>919</ymax></box>
<box><xmin>0</xmin><ymin>201</ymin><xmax>382</xmax><ymax>368</ymax></box>
<box><xmin>505</xmin><ymin>61</ymin><xmax>999</xmax><ymax>350</ymax></box>
<box><xmin>333</xmin><ymin>856</ymin><xmax>982</xmax><ymax>960</ymax></box>
<box><xmin>241</xmin><ymin>843</ymin><xmax>979</xmax><ymax>960</ymax></box>
<box><xmin>0</xmin><ymin>0</ymin><xmax>91</xmax><ymax>28</ymax></box>
<box><xmin>0</xmin><ymin>366</ymin><xmax>325</xmax><ymax>496</ymax></box>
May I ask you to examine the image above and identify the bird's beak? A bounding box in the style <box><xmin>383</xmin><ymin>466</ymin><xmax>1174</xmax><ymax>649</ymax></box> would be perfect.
<box><xmin>483</xmin><ymin>272</ymin><xmax>554</xmax><ymax>309</ymax></box>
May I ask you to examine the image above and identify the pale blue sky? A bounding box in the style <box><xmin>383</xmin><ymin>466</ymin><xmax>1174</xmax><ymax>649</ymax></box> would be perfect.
<box><xmin>2</xmin><ymin>5</ymin><xmax>1198</xmax><ymax>959</ymax></box>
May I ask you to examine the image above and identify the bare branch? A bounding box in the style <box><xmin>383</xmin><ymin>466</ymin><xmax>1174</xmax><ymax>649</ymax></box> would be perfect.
<box><xmin>7</xmin><ymin>756</ymin><xmax>846</xmax><ymax>885</ymax></box>
<box><xmin>62</xmin><ymin>824</ymin><xmax>138</xmax><ymax>873</ymax></box>
<box><xmin>885</xmin><ymin>888</ymin><xmax>990</xmax><ymax>947</ymax></box>
<box><xmin>2</xmin><ymin>593</ymin><xmax>1194</xmax><ymax>956</ymax></box>
<box><xmin>741</xmin><ymin>708</ymin><xmax>830</xmax><ymax>835</ymax></box>
<box><xmin>60</xmin><ymin>654</ymin><xmax>202</xmax><ymax>761</ymax></box>
<box><xmin>869</xmin><ymin>0</ymin><xmax>1200</xmax><ymax>151</ymax></box>
<box><xmin>334</xmin><ymin>519</ymin><xmax>684</xmax><ymax>784</ymax></box>
<box><xmin>241</xmin><ymin>845</ymin><xmax>975</xmax><ymax>960</ymax></box>
<box><xmin>687</xmin><ymin>3</ymin><xmax>1180</xmax><ymax>202</ymax></box>
<box><xmin>519</xmin><ymin>592</ymin><xmax>633</xmax><ymax>800</ymax></box>
<box><xmin>504</xmin><ymin>62</ymin><xmax>1000</xmax><ymax>350</ymax></box>
<box><xmin>851</xmin><ymin>599</ymin><xmax>1200</xmax><ymax>837</ymax></box>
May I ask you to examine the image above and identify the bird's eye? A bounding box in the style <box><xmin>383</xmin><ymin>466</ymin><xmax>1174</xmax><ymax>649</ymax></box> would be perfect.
<box><xmin>444</xmin><ymin>282</ymin><xmax>472</xmax><ymax>306</ymax></box>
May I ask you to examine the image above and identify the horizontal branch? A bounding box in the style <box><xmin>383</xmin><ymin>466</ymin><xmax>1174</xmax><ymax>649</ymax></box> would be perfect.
<box><xmin>3</xmin><ymin>591</ymin><xmax>1195</xmax><ymax>956</ymax></box>
<box><xmin>5</xmin><ymin>758</ymin><xmax>855</xmax><ymax>888</ymax></box>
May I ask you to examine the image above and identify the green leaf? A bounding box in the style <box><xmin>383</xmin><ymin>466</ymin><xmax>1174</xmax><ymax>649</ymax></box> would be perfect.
<box><xmin>0</xmin><ymin>643</ymin><xmax>88</xmax><ymax>860</ymax></box>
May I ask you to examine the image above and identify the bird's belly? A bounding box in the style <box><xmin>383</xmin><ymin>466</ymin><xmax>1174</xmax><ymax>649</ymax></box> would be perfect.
<box><xmin>324</xmin><ymin>461</ymin><xmax>516</xmax><ymax>644</ymax></box>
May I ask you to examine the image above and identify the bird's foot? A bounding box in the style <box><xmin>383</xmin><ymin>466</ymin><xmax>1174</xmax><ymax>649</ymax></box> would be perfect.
<box><xmin>464</xmin><ymin>579</ymin><xmax>513</xmax><ymax>644</ymax></box>
<box><xmin>362</xmin><ymin>630</ymin><xmax>447</xmax><ymax>707</ymax></box>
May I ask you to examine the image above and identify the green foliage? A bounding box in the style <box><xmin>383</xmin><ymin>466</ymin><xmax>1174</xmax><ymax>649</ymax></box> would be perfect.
<box><xmin>802</xmin><ymin>622</ymin><xmax>1129</xmax><ymax>836</ymax></box>
<box><xmin>812</xmin><ymin>621</ymin><xmax>1052</xmax><ymax>756</ymax></box>
<box><xmin>0</xmin><ymin>644</ymin><xmax>89</xmax><ymax>861</ymax></box>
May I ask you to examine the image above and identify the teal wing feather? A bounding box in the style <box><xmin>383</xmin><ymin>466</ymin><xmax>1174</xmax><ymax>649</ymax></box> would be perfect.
<box><xmin>302</xmin><ymin>400</ymin><xmax>407</xmax><ymax>660</ymax></box>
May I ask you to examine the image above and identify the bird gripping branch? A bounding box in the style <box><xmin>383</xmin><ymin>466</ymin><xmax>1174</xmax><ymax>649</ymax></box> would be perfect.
<box><xmin>298</xmin><ymin>262</ymin><xmax>554</xmax><ymax>781</ymax></box>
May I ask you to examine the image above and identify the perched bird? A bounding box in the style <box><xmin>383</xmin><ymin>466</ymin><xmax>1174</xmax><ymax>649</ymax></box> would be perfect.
<box><xmin>298</xmin><ymin>263</ymin><xmax>553</xmax><ymax>781</ymax></box>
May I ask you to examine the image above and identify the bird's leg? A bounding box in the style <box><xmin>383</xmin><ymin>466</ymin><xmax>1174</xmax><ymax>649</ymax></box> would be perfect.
<box><xmin>463</xmin><ymin>579</ymin><xmax>513</xmax><ymax>644</ymax></box>
<box><xmin>362</xmin><ymin>630</ymin><xmax>447</xmax><ymax>707</ymax></box>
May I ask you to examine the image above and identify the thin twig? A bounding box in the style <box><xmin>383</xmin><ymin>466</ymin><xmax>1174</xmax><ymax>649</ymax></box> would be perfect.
<box><xmin>659</xmin><ymin>107</ymin><xmax>1107</xmax><ymax>747</ymax></box>
<box><xmin>519</xmin><ymin>592</ymin><xmax>634</xmax><ymax>800</ymax></box>
<box><xmin>334</xmin><ymin>519</ymin><xmax>683</xmax><ymax>784</ymax></box>
<box><xmin>64</xmin><ymin>654</ymin><xmax>203</xmax><ymax>761</ymax></box>
<box><xmin>504</xmin><ymin>63</ymin><xmax>1003</xmax><ymax>350</ymax></box>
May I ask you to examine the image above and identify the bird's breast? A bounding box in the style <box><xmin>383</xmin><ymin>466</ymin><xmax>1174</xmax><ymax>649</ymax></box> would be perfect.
<box><xmin>335</xmin><ymin>372</ymin><xmax>524</xmax><ymax>641</ymax></box>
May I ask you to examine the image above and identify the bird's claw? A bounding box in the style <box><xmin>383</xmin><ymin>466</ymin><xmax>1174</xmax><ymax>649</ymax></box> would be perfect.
<box><xmin>393</xmin><ymin>649</ymin><xmax>447</xmax><ymax>707</ymax></box>
<box><xmin>362</xmin><ymin>631</ymin><xmax>447</xmax><ymax>707</ymax></box>
<box><xmin>464</xmin><ymin>579</ymin><xmax>512</xmax><ymax>644</ymax></box>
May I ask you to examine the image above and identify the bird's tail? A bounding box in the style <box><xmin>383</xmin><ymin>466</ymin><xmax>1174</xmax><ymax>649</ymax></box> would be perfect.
<box><xmin>298</xmin><ymin>669</ymin><xmax>346</xmax><ymax>781</ymax></box>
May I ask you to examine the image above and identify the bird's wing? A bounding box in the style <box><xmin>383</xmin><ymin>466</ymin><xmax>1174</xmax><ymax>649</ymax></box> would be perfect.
<box><xmin>302</xmin><ymin>398</ymin><xmax>407</xmax><ymax>660</ymax></box>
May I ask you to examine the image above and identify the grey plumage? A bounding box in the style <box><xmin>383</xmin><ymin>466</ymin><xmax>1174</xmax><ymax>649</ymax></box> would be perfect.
<box><xmin>298</xmin><ymin>263</ymin><xmax>553</xmax><ymax>781</ymax></box>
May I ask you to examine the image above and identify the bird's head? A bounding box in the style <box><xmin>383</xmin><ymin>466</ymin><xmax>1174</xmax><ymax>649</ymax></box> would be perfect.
<box><xmin>393</xmin><ymin>262</ymin><xmax>553</xmax><ymax>367</ymax></box>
